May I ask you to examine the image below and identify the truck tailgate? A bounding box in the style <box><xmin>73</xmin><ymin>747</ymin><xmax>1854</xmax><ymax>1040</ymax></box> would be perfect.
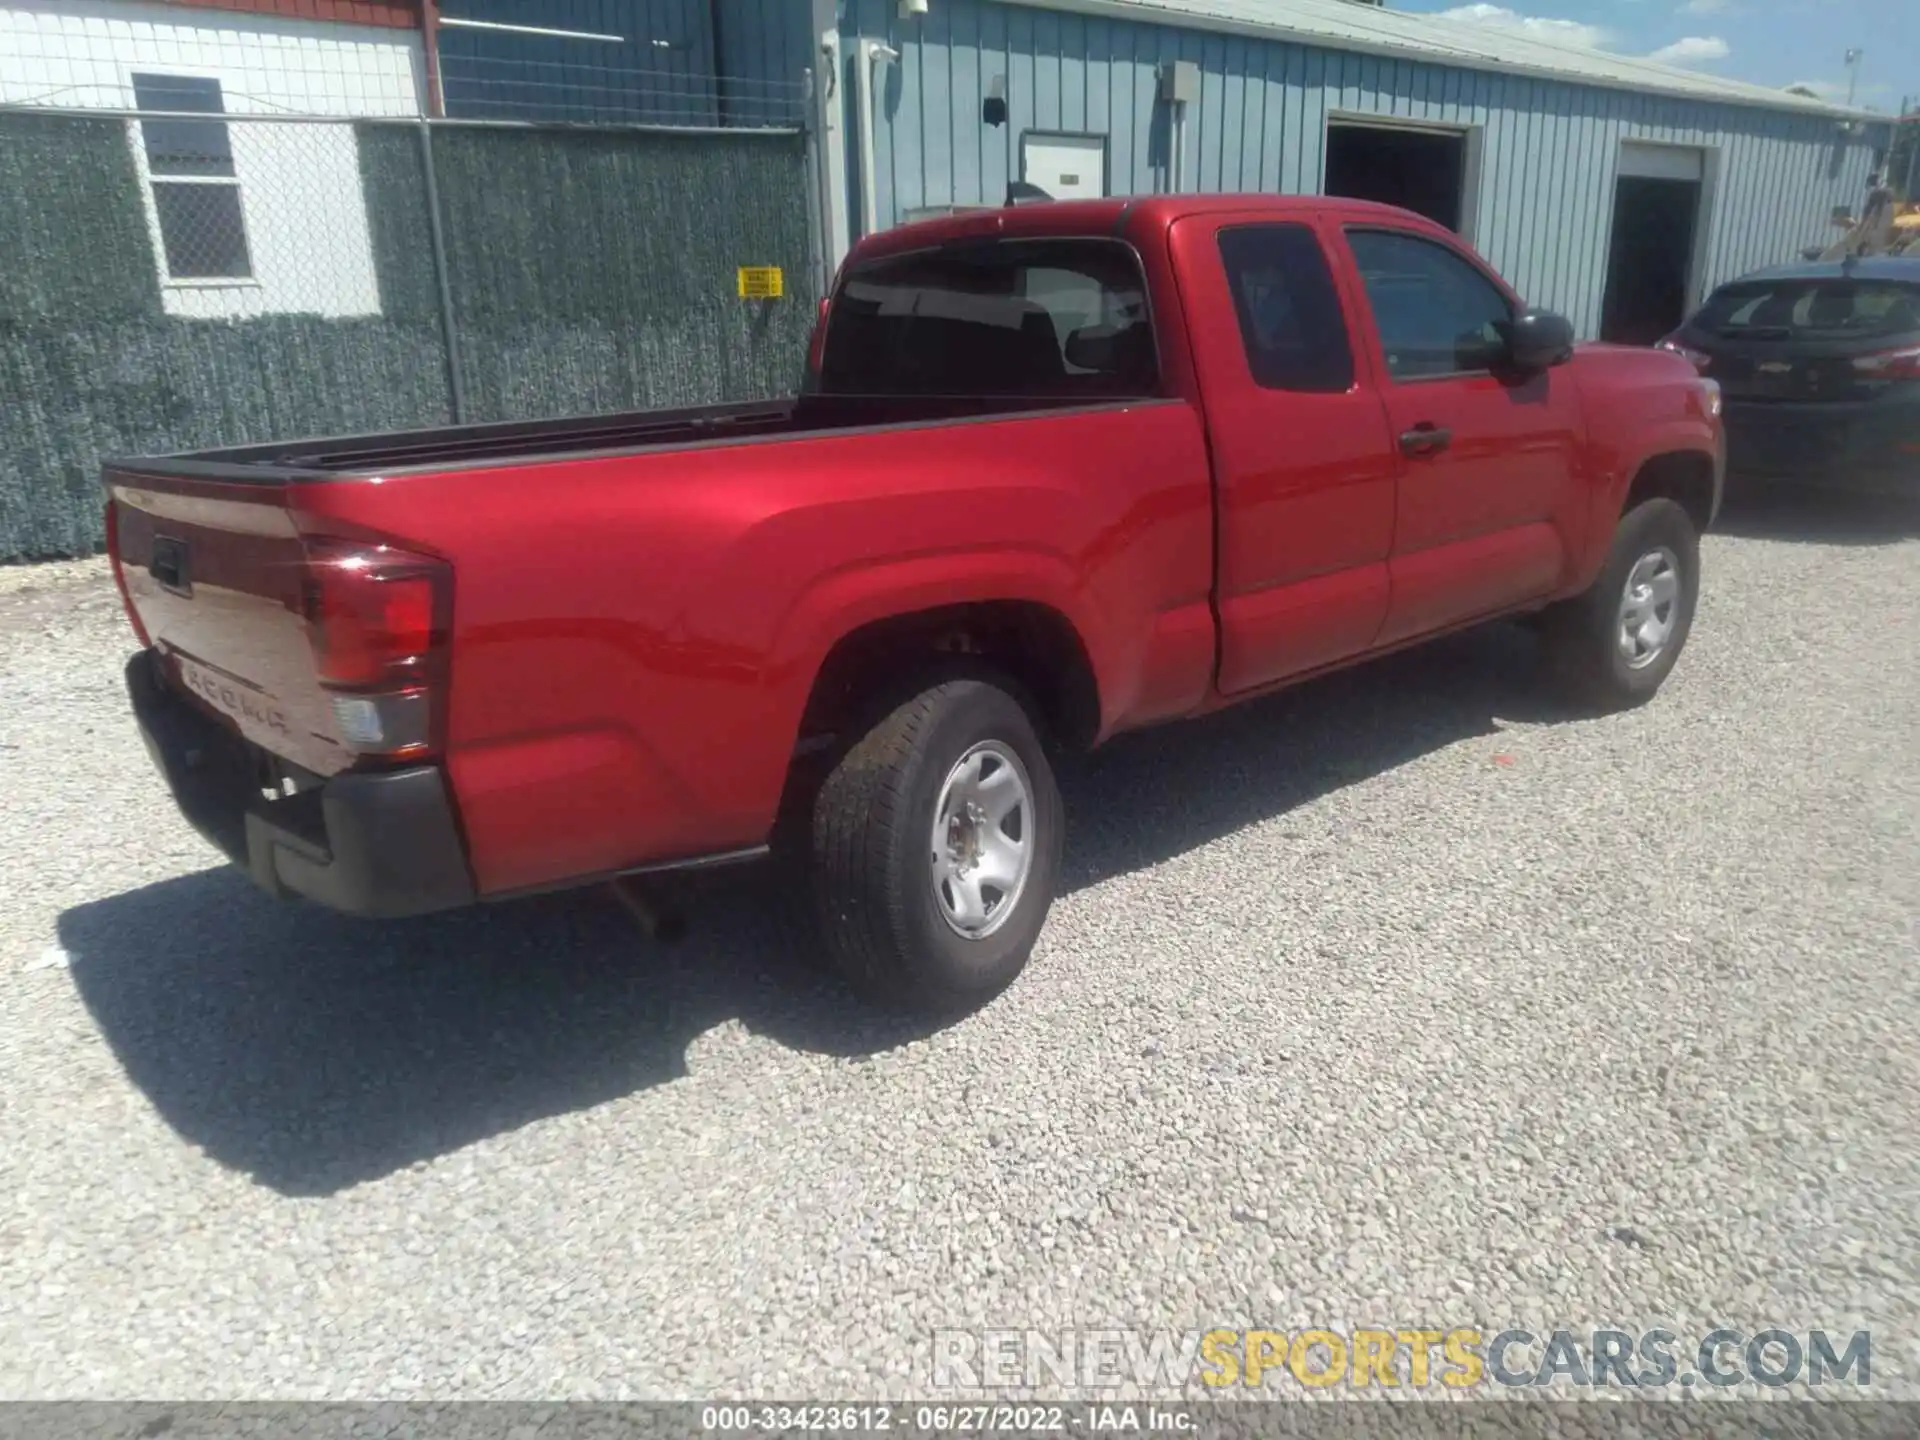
<box><xmin>107</xmin><ymin>470</ymin><xmax>352</xmax><ymax>778</ymax></box>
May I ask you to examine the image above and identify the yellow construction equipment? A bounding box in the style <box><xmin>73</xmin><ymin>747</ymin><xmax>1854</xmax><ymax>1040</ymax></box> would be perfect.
<box><xmin>1880</xmin><ymin>206</ymin><xmax>1919</xmax><ymax>256</ymax></box>
<box><xmin>1815</xmin><ymin>186</ymin><xmax>1918</xmax><ymax>260</ymax></box>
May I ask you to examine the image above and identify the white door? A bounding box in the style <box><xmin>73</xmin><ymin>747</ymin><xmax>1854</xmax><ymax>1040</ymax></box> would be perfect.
<box><xmin>1617</xmin><ymin>141</ymin><xmax>1706</xmax><ymax>182</ymax></box>
<box><xmin>1023</xmin><ymin>134</ymin><xmax>1107</xmax><ymax>200</ymax></box>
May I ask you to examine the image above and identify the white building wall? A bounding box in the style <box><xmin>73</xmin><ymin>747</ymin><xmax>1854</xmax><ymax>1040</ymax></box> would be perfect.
<box><xmin>0</xmin><ymin>0</ymin><xmax>425</xmax><ymax>320</ymax></box>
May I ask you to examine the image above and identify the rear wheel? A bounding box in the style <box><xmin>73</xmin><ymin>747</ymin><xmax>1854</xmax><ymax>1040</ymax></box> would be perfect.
<box><xmin>809</xmin><ymin>673</ymin><xmax>1063</xmax><ymax>1015</ymax></box>
<box><xmin>1542</xmin><ymin>497</ymin><xmax>1701</xmax><ymax>711</ymax></box>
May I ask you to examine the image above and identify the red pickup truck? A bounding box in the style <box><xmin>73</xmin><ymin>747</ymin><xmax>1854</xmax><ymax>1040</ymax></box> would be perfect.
<box><xmin>105</xmin><ymin>195</ymin><xmax>1723</xmax><ymax>1014</ymax></box>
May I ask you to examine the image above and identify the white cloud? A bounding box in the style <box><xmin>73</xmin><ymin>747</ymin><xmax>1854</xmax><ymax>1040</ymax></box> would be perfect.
<box><xmin>1648</xmin><ymin>35</ymin><xmax>1732</xmax><ymax>65</ymax></box>
<box><xmin>1434</xmin><ymin>2</ymin><xmax>1742</xmax><ymax>70</ymax></box>
<box><xmin>1433</xmin><ymin>4</ymin><xmax>1613</xmax><ymax>50</ymax></box>
<box><xmin>1785</xmin><ymin>78</ymin><xmax>1891</xmax><ymax>102</ymax></box>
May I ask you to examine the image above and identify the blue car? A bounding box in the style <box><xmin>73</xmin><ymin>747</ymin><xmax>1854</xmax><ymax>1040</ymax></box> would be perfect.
<box><xmin>1659</xmin><ymin>256</ymin><xmax>1920</xmax><ymax>494</ymax></box>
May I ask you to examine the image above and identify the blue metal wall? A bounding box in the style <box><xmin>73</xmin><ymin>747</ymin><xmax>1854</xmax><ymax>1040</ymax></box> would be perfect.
<box><xmin>436</xmin><ymin>0</ymin><xmax>809</xmax><ymax>126</ymax></box>
<box><xmin>714</xmin><ymin>0</ymin><xmax>816</xmax><ymax>96</ymax></box>
<box><xmin>835</xmin><ymin>0</ymin><xmax>1890</xmax><ymax>337</ymax></box>
<box><xmin>438</xmin><ymin>0</ymin><xmax>722</xmax><ymax>124</ymax></box>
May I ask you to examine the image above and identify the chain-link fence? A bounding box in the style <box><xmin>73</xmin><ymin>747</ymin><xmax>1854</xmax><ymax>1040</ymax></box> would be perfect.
<box><xmin>0</xmin><ymin>31</ymin><xmax>817</xmax><ymax>559</ymax></box>
<box><xmin>437</xmin><ymin>53</ymin><xmax>808</xmax><ymax>128</ymax></box>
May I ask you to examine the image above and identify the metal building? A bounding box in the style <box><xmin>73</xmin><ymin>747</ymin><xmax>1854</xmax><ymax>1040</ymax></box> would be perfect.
<box><xmin>779</xmin><ymin>0</ymin><xmax>1893</xmax><ymax>344</ymax></box>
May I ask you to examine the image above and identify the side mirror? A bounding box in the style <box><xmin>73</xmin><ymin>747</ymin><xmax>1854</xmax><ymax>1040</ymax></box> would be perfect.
<box><xmin>1505</xmin><ymin>308</ymin><xmax>1575</xmax><ymax>372</ymax></box>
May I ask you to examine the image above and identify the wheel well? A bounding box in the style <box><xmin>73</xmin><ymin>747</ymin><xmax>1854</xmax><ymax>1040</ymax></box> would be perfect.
<box><xmin>1625</xmin><ymin>451</ymin><xmax>1715</xmax><ymax>534</ymax></box>
<box><xmin>798</xmin><ymin>601</ymin><xmax>1103</xmax><ymax>753</ymax></box>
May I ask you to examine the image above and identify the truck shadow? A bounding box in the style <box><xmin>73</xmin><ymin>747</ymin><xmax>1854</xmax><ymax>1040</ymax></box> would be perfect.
<box><xmin>59</xmin><ymin>624</ymin><xmax>1567</xmax><ymax>1197</ymax></box>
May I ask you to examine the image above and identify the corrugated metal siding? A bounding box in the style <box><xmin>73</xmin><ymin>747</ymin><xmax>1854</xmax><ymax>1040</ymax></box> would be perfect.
<box><xmin>436</xmin><ymin>0</ymin><xmax>722</xmax><ymax>125</ymax></box>
<box><xmin>999</xmin><ymin>0</ymin><xmax>1871</xmax><ymax>118</ymax></box>
<box><xmin>842</xmin><ymin>0</ymin><xmax>1887</xmax><ymax>337</ymax></box>
<box><xmin>714</xmin><ymin>0</ymin><xmax>814</xmax><ymax>93</ymax></box>
<box><xmin>433</xmin><ymin>1</ymin><xmax>811</xmax><ymax>126</ymax></box>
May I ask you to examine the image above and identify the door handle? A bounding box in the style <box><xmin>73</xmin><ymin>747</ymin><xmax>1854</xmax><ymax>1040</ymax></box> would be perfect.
<box><xmin>149</xmin><ymin>535</ymin><xmax>191</xmax><ymax>596</ymax></box>
<box><xmin>1399</xmin><ymin>424</ymin><xmax>1452</xmax><ymax>458</ymax></box>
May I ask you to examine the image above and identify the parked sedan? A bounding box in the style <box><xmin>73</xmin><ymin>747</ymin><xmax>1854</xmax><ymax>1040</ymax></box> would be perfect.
<box><xmin>1659</xmin><ymin>257</ymin><xmax>1920</xmax><ymax>494</ymax></box>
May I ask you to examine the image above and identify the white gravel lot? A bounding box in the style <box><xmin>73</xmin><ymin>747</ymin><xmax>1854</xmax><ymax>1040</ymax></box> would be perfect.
<box><xmin>0</xmin><ymin>490</ymin><xmax>1915</xmax><ymax>1404</ymax></box>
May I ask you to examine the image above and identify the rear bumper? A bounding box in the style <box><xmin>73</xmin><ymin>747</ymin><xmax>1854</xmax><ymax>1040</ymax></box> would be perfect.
<box><xmin>1723</xmin><ymin>401</ymin><xmax>1920</xmax><ymax>492</ymax></box>
<box><xmin>1732</xmin><ymin>463</ymin><xmax>1919</xmax><ymax>495</ymax></box>
<box><xmin>126</xmin><ymin>649</ymin><xmax>477</xmax><ymax>919</ymax></box>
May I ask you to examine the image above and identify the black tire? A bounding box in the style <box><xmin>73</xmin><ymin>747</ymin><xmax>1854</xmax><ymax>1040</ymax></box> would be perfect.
<box><xmin>1542</xmin><ymin>497</ymin><xmax>1701</xmax><ymax>712</ymax></box>
<box><xmin>809</xmin><ymin>672</ymin><xmax>1063</xmax><ymax>1015</ymax></box>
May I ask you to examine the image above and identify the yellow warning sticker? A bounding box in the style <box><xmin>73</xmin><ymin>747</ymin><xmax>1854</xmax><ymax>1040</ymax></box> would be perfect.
<box><xmin>737</xmin><ymin>265</ymin><xmax>784</xmax><ymax>299</ymax></box>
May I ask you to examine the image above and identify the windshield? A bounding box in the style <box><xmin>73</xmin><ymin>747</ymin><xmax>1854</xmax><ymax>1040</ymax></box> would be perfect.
<box><xmin>1692</xmin><ymin>279</ymin><xmax>1920</xmax><ymax>342</ymax></box>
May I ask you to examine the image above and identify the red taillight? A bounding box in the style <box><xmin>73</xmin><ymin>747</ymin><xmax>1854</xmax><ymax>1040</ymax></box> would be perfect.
<box><xmin>1656</xmin><ymin>334</ymin><xmax>1713</xmax><ymax>373</ymax></box>
<box><xmin>104</xmin><ymin>497</ymin><xmax>151</xmax><ymax>648</ymax></box>
<box><xmin>300</xmin><ymin>538</ymin><xmax>451</xmax><ymax>760</ymax></box>
<box><xmin>306</xmin><ymin>558</ymin><xmax>436</xmax><ymax>686</ymax></box>
<box><xmin>1851</xmin><ymin>345</ymin><xmax>1920</xmax><ymax>380</ymax></box>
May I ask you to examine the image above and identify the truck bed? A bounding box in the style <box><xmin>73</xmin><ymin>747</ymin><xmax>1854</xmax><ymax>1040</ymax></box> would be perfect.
<box><xmin>107</xmin><ymin>392</ymin><xmax>1095</xmax><ymax>484</ymax></box>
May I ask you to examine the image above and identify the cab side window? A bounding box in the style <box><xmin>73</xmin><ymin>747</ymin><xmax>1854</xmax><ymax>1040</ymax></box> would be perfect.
<box><xmin>1346</xmin><ymin>229</ymin><xmax>1513</xmax><ymax>382</ymax></box>
<box><xmin>1216</xmin><ymin>223</ymin><xmax>1355</xmax><ymax>393</ymax></box>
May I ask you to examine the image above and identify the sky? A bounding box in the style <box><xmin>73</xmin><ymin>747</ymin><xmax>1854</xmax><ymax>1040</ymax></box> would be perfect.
<box><xmin>1390</xmin><ymin>0</ymin><xmax>1917</xmax><ymax>110</ymax></box>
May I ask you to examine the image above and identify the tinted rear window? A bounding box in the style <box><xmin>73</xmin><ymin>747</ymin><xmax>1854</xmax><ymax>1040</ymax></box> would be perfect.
<box><xmin>817</xmin><ymin>239</ymin><xmax>1157</xmax><ymax>398</ymax></box>
<box><xmin>1217</xmin><ymin>223</ymin><xmax>1355</xmax><ymax>393</ymax></box>
<box><xmin>1693</xmin><ymin>279</ymin><xmax>1920</xmax><ymax>342</ymax></box>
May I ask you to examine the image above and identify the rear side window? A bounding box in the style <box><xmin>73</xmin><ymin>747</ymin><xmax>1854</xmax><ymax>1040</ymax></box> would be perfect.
<box><xmin>1217</xmin><ymin>224</ymin><xmax>1354</xmax><ymax>393</ymax></box>
<box><xmin>817</xmin><ymin>239</ymin><xmax>1157</xmax><ymax>398</ymax></box>
<box><xmin>1692</xmin><ymin>279</ymin><xmax>1920</xmax><ymax>342</ymax></box>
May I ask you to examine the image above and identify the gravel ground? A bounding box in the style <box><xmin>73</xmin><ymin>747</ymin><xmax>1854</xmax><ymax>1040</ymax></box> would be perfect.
<box><xmin>1</xmin><ymin>489</ymin><xmax>1916</xmax><ymax>1405</ymax></box>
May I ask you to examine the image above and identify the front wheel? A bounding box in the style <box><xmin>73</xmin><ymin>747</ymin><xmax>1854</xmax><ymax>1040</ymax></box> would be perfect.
<box><xmin>809</xmin><ymin>673</ymin><xmax>1064</xmax><ymax>1015</ymax></box>
<box><xmin>1541</xmin><ymin>497</ymin><xmax>1701</xmax><ymax>711</ymax></box>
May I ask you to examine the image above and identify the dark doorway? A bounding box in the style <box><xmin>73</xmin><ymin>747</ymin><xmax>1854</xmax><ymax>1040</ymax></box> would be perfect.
<box><xmin>1324</xmin><ymin>122</ymin><xmax>1468</xmax><ymax>232</ymax></box>
<box><xmin>1600</xmin><ymin>176</ymin><xmax>1702</xmax><ymax>345</ymax></box>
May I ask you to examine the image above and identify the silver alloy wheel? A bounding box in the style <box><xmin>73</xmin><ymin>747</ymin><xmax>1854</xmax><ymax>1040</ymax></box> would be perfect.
<box><xmin>929</xmin><ymin>739</ymin><xmax>1035</xmax><ymax>940</ymax></box>
<box><xmin>1617</xmin><ymin>545</ymin><xmax>1682</xmax><ymax>670</ymax></box>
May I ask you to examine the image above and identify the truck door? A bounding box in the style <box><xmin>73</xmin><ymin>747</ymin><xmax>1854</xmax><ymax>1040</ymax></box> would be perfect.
<box><xmin>1169</xmin><ymin>214</ymin><xmax>1397</xmax><ymax>694</ymax></box>
<box><xmin>1336</xmin><ymin>225</ymin><xmax>1584</xmax><ymax>645</ymax></box>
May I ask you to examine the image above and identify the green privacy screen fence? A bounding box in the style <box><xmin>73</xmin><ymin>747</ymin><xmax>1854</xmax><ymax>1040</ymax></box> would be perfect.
<box><xmin>0</xmin><ymin>109</ymin><xmax>815</xmax><ymax>560</ymax></box>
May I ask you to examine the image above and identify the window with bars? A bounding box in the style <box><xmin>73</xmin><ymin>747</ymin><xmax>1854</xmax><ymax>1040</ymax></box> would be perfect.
<box><xmin>131</xmin><ymin>73</ymin><xmax>254</xmax><ymax>282</ymax></box>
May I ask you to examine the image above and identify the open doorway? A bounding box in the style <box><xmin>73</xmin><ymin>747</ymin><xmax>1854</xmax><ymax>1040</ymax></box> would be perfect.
<box><xmin>1324</xmin><ymin>120</ymin><xmax>1469</xmax><ymax>232</ymax></box>
<box><xmin>1600</xmin><ymin>142</ymin><xmax>1707</xmax><ymax>345</ymax></box>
